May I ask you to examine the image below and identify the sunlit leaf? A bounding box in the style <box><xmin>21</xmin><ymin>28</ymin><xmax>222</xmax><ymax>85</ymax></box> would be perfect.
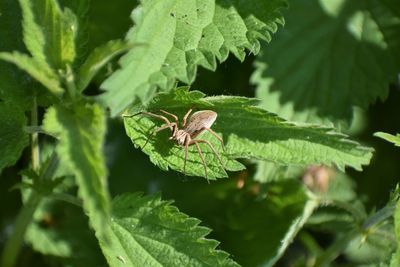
<box><xmin>374</xmin><ymin>132</ymin><xmax>400</xmax><ymax>147</ymax></box>
<box><xmin>252</xmin><ymin>0</ymin><xmax>400</xmax><ymax>127</ymax></box>
<box><xmin>43</xmin><ymin>103</ymin><xmax>111</xmax><ymax>240</ymax></box>
<box><xmin>124</xmin><ymin>88</ymin><xmax>373</xmax><ymax>180</ymax></box>
<box><xmin>100</xmin><ymin>0</ymin><xmax>288</xmax><ymax>115</ymax></box>
<box><xmin>19</xmin><ymin>0</ymin><xmax>78</xmax><ymax>69</ymax></box>
<box><xmin>77</xmin><ymin>39</ymin><xmax>133</xmax><ymax>92</ymax></box>
<box><xmin>100</xmin><ymin>193</ymin><xmax>239</xmax><ymax>267</ymax></box>
<box><xmin>0</xmin><ymin>52</ymin><xmax>63</xmax><ymax>96</ymax></box>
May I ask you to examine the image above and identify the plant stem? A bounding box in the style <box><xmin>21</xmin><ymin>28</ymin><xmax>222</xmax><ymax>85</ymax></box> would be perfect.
<box><xmin>1</xmin><ymin>192</ymin><xmax>41</xmax><ymax>267</ymax></box>
<box><xmin>1</xmin><ymin>153</ymin><xmax>59</xmax><ymax>267</ymax></box>
<box><xmin>31</xmin><ymin>96</ymin><xmax>39</xmax><ymax>172</ymax></box>
<box><xmin>315</xmin><ymin>231</ymin><xmax>358</xmax><ymax>266</ymax></box>
<box><xmin>24</xmin><ymin>126</ymin><xmax>45</xmax><ymax>134</ymax></box>
<box><xmin>65</xmin><ymin>65</ymin><xmax>77</xmax><ymax>100</ymax></box>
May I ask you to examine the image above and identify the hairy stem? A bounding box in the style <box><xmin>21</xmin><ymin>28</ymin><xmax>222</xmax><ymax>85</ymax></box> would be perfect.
<box><xmin>315</xmin><ymin>231</ymin><xmax>358</xmax><ymax>266</ymax></box>
<box><xmin>65</xmin><ymin>65</ymin><xmax>77</xmax><ymax>100</ymax></box>
<box><xmin>31</xmin><ymin>96</ymin><xmax>39</xmax><ymax>172</ymax></box>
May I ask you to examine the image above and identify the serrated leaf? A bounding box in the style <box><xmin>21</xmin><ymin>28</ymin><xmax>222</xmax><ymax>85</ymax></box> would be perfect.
<box><xmin>100</xmin><ymin>193</ymin><xmax>239</xmax><ymax>267</ymax></box>
<box><xmin>0</xmin><ymin>52</ymin><xmax>63</xmax><ymax>96</ymax></box>
<box><xmin>124</xmin><ymin>108</ymin><xmax>245</xmax><ymax>180</ymax></box>
<box><xmin>42</xmin><ymin>103</ymin><xmax>111</xmax><ymax>240</ymax></box>
<box><xmin>374</xmin><ymin>132</ymin><xmax>400</xmax><ymax>147</ymax></box>
<box><xmin>19</xmin><ymin>0</ymin><xmax>78</xmax><ymax>69</ymax></box>
<box><xmin>77</xmin><ymin>40</ymin><xmax>133</xmax><ymax>92</ymax></box>
<box><xmin>252</xmin><ymin>0</ymin><xmax>400</xmax><ymax>127</ymax></box>
<box><xmin>100</xmin><ymin>0</ymin><xmax>287</xmax><ymax>116</ymax></box>
<box><xmin>0</xmin><ymin>103</ymin><xmax>29</xmax><ymax>174</ymax></box>
<box><xmin>123</xmin><ymin>88</ymin><xmax>373</xmax><ymax>180</ymax></box>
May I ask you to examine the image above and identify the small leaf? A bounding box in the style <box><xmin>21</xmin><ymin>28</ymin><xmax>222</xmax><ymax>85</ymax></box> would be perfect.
<box><xmin>59</xmin><ymin>0</ymin><xmax>90</xmax><ymax>67</ymax></box>
<box><xmin>42</xmin><ymin>103</ymin><xmax>111</xmax><ymax>240</ymax></box>
<box><xmin>100</xmin><ymin>0</ymin><xmax>288</xmax><ymax>116</ymax></box>
<box><xmin>99</xmin><ymin>193</ymin><xmax>239</xmax><ymax>267</ymax></box>
<box><xmin>0</xmin><ymin>103</ymin><xmax>29</xmax><ymax>174</ymax></box>
<box><xmin>77</xmin><ymin>39</ymin><xmax>133</xmax><ymax>92</ymax></box>
<box><xmin>374</xmin><ymin>132</ymin><xmax>400</xmax><ymax>147</ymax></box>
<box><xmin>19</xmin><ymin>0</ymin><xmax>78</xmax><ymax>69</ymax></box>
<box><xmin>124</xmin><ymin>88</ymin><xmax>373</xmax><ymax>180</ymax></box>
<box><xmin>252</xmin><ymin>0</ymin><xmax>400</xmax><ymax>127</ymax></box>
<box><xmin>0</xmin><ymin>52</ymin><xmax>63</xmax><ymax>96</ymax></box>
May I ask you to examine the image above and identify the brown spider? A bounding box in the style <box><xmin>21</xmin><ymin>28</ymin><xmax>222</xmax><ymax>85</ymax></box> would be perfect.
<box><xmin>132</xmin><ymin>109</ymin><xmax>225</xmax><ymax>179</ymax></box>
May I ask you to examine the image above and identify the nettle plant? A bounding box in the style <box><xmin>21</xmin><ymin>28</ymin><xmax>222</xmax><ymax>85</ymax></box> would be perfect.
<box><xmin>0</xmin><ymin>0</ymin><xmax>399</xmax><ymax>266</ymax></box>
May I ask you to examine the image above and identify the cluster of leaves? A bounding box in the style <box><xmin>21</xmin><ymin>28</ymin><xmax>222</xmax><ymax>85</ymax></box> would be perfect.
<box><xmin>0</xmin><ymin>0</ymin><xmax>399</xmax><ymax>266</ymax></box>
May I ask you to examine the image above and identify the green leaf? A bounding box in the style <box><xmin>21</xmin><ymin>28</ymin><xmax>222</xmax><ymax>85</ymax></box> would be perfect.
<box><xmin>0</xmin><ymin>103</ymin><xmax>29</xmax><ymax>174</ymax></box>
<box><xmin>0</xmin><ymin>0</ymin><xmax>34</xmax><ymax>109</ymax></box>
<box><xmin>42</xmin><ymin>103</ymin><xmax>111</xmax><ymax>240</ymax></box>
<box><xmin>19</xmin><ymin>0</ymin><xmax>78</xmax><ymax>69</ymax></box>
<box><xmin>0</xmin><ymin>52</ymin><xmax>63</xmax><ymax>96</ymax></box>
<box><xmin>374</xmin><ymin>132</ymin><xmax>400</xmax><ymax>147</ymax></box>
<box><xmin>123</xmin><ymin>88</ymin><xmax>373</xmax><ymax>179</ymax></box>
<box><xmin>252</xmin><ymin>0</ymin><xmax>400</xmax><ymax>127</ymax></box>
<box><xmin>77</xmin><ymin>40</ymin><xmax>133</xmax><ymax>92</ymax></box>
<box><xmin>99</xmin><ymin>193</ymin><xmax>239</xmax><ymax>267</ymax></box>
<box><xmin>100</xmin><ymin>0</ymin><xmax>288</xmax><ymax>116</ymax></box>
<box><xmin>59</xmin><ymin>0</ymin><xmax>90</xmax><ymax>68</ymax></box>
<box><xmin>390</xmin><ymin>252</ymin><xmax>400</xmax><ymax>267</ymax></box>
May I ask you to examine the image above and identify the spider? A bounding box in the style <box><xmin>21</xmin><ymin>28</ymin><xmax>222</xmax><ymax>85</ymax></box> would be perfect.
<box><xmin>130</xmin><ymin>109</ymin><xmax>225</xmax><ymax>179</ymax></box>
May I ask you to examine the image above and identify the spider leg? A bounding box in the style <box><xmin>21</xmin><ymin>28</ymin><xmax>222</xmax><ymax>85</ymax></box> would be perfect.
<box><xmin>205</xmin><ymin>128</ymin><xmax>225</xmax><ymax>150</ymax></box>
<box><xmin>183</xmin><ymin>137</ymin><xmax>189</xmax><ymax>176</ymax></box>
<box><xmin>182</xmin><ymin>109</ymin><xmax>193</xmax><ymax>128</ymax></box>
<box><xmin>192</xmin><ymin>139</ymin><xmax>225</xmax><ymax>169</ymax></box>
<box><xmin>143</xmin><ymin>122</ymin><xmax>176</xmax><ymax>149</ymax></box>
<box><xmin>192</xmin><ymin>141</ymin><xmax>209</xmax><ymax>182</ymax></box>
<box><xmin>159</xmin><ymin>110</ymin><xmax>179</xmax><ymax>124</ymax></box>
<box><xmin>141</xmin><ymin>112</ymin><xmax>173</xmax><ymax>130</ymax></box>
<box><xmin>121</xmin><ymin>112</ymin><xmax>141</xmax><ymax>118</ymax></box>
